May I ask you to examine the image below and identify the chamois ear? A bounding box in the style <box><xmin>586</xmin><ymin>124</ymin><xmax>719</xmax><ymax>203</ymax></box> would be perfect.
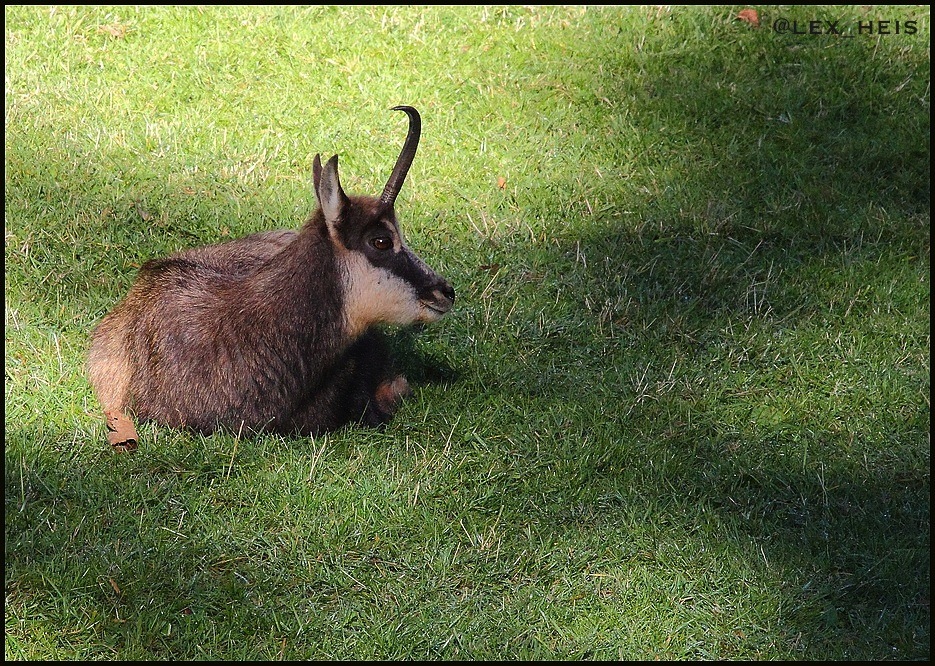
<box><xmin>312</xmin><ymin>153</ymin><xmax>323</xmax><ymax>200</ymax></box>
<box><xmin>316</xmin><ymin>154</ymin><xmax>347</xmax><ymax>225</ymax></box>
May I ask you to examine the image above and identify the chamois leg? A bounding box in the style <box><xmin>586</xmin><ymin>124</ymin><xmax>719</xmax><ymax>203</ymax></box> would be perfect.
<box><xmin>282</xmin><ymin>330</ymin><xmax>406</xmax><ymax>435</ymax></box>
<box><xmin>373</xmin><ymin>375</ymin><xmax>411</xmax><ymax>419</ymax></box>
<box><xmin>88</xmin><ymin>317</ymin><xmax>140</xmax><ymax>451</ymax></box>
<box><xmin>342</xmin><ymin>330</ymin><xmax>410</xmax><ymax>428</ymax></box>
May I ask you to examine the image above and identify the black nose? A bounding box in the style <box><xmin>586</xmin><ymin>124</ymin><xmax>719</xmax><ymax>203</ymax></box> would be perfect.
<box><xmin>439</xmin><ymin>281</ymin><xmax>455</xmax><ymax>303</ymax></box>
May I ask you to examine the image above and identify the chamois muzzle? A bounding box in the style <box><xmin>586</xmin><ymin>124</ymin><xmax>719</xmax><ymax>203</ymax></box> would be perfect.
<box><xmin>420</xmin><ymin>280</ymin><xmax>456</xmax><ymax>318</ymax></box>
<box><xmin>380</xmin><ymin>105</ymin><xmax>421</xmax><ymax>208</ymax></box>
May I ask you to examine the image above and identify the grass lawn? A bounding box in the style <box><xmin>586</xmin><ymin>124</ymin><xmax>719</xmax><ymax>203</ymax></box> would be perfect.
<box><xmin>5</xmin><ymin>5</ymin><xmax>929</xmax><ymax>660</ymax></box>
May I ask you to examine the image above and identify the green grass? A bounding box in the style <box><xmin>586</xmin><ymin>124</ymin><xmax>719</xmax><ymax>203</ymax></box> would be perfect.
<box><xmin>5</xmin><ymin>5</ymin><xmax>929</xmax><ymax>660</ymax></box>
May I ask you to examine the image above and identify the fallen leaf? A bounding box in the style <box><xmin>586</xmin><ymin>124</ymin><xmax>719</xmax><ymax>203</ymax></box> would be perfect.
<box><xmin>97</xmin><ymin>23</ymin><xmax>128</xmax><ymax>39</ymax></box>
<box><xmin>496</xmin><ymin>176</ymin><xmax>506</xmax><ymax>189</ymax></box>
<box><xmin>737</xmin><ymin>9</ymin><xmax>759</xmax><ymax>27</ymax></box>
<box><xmin>134</xmin><ymin>201</ymin><xmax>153</xmax><ymax>222</ymax></box>
<box><xmin>105</xmin><ymin>409</ymin><xmax>139</xmax><ymax>452</ymax></box>
<box><xmin>109</xmin><ymin>578</ymin><xmax>121</xmax><ymax>594</ymax></box>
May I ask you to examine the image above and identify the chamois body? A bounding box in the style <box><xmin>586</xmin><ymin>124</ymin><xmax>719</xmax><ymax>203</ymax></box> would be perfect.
<box><xmin>88</xmin><ymin>107</ymin><xmax>454</xmax><ymax>439</ymax></box>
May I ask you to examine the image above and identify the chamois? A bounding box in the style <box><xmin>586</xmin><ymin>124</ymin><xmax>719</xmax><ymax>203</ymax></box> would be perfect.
<box><xmin>88</xmin><ymin>106</ymin><xmax>455</xmax><ymax>447</ymax></box>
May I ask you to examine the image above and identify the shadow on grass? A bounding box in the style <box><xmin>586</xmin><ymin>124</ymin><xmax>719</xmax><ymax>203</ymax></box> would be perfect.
<box><xmin>5</xmin><ymin>426</ymin><xmax>266</xmax><ymax>658</ymax></box>
<box><xmin>518</xmin><ymin>11</ymin><xmax>930</xmax><ymax>657</ymax></box>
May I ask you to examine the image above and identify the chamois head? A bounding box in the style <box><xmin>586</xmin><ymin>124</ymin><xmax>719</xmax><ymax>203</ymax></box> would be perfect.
<box><xmin>88</xmin><ymin>105</ymin><xmax>455</xmax><ymax>446</ymax></box>
<box><xmin>311</xmin><ymin>106</ymin><xmax>454</xmax><ymax>337</ymax></box>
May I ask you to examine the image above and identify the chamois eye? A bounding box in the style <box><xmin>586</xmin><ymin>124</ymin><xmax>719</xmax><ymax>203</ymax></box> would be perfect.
<box><xmin>370</xmin><ymin>236</ymin><xmax>392</xmax><ymax>251</ymax></box>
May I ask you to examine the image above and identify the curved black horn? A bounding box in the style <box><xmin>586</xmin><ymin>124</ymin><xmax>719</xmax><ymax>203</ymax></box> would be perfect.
<box><xmin>380</xmin><ymin>105</ymin><xmax>421</xmax><ymax>207</ymax></box>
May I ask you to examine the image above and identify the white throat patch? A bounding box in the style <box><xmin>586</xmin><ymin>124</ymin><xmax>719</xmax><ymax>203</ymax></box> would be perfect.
<box><xmin>340</xmin><ymin>251</ymin><xmax>425</xmax><ymax>339</ymax></box>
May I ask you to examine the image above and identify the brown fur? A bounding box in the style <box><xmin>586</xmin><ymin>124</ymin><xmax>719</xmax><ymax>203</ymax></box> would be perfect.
<box><xmin>88</xmin><ymin>147</ymin><xmax>454</xmax><ymax>442</ymax></box>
